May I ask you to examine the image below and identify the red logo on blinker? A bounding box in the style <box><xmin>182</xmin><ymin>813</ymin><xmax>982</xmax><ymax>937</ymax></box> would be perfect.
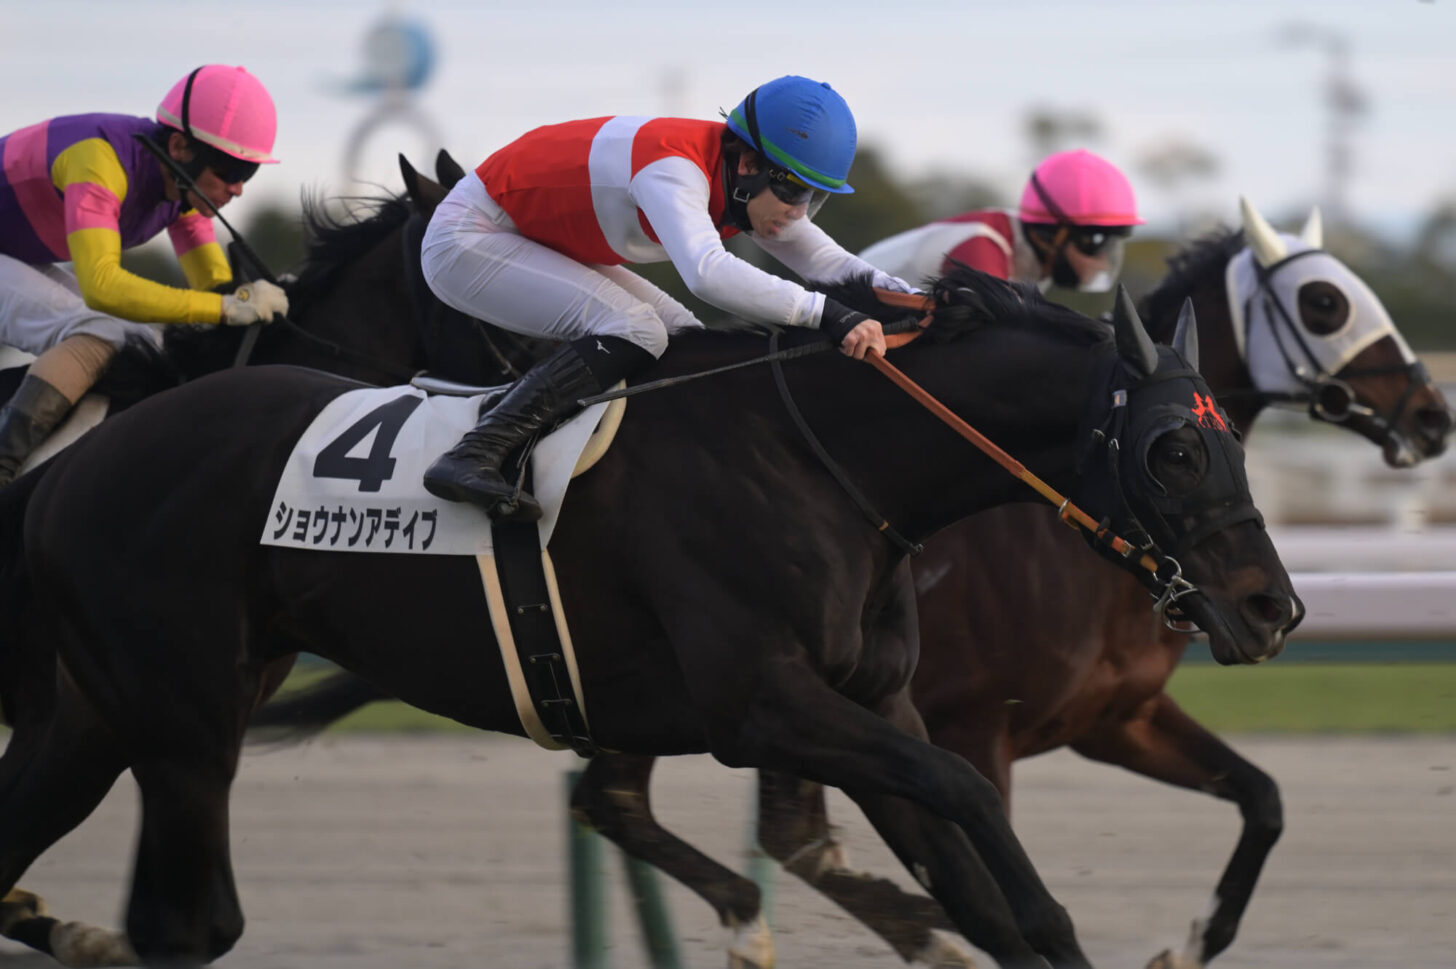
<box><xmin>1191</xmin><ymin>393</ymin><xmax>1228</xmax><ymax>431</ymax></box>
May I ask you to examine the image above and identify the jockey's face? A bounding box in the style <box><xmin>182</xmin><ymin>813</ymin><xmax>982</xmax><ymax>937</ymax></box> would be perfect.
<box><xmin>737</xmin><ymin>155</ymin><xmax>809</xmax><ymax>239</ymax></box>
<box><xmin>163</xmin><ymin>132</ymin><xmax>246</xmax><ymax>215</ymax></box>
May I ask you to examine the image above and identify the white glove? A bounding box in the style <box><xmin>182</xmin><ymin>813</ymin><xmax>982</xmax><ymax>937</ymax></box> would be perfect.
<box><xmin>221</xmin><ymin>280</ymin><xmax>289</xmax><ymax>326</ymax></box>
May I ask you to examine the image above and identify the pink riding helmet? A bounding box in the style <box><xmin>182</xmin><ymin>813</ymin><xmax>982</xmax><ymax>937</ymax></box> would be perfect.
<box><xmin>1018</xmin><ymin>149</ymin><xmax>1142</xmax><ymax>227</ymax></box>
<box><xmin>157</xmin><ymin>65</ymin><xmax>279</xmax><ymax>164</ymax></box>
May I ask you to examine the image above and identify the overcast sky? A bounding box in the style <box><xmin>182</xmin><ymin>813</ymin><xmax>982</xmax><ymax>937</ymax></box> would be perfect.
<box><xmin>2</xmin><ymin>0</ymin><xmax>1452</xmax><ymax>240</ymax></box>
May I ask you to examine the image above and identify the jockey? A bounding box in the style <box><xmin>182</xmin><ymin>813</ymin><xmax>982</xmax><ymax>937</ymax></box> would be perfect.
<box><xmin>0</xmin><ymin>65</ymin><xmax>289</xmax><ymax>486</ymax></box>
<box><xmin>859</xmin><ymin>148</ymin><xmax>1143</xmax><ymax>291</ymax></box>
<box><xmin>421</xmin><ymin>74</ymin><xmax>914</xmax><ymax>521</ymax></box>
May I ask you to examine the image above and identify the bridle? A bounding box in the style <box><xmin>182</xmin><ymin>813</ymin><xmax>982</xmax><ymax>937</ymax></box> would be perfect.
<box><xmin>1228</xmin><ymin>248</ymin><xmax>1430</xmax><ymax>445</ymax></box>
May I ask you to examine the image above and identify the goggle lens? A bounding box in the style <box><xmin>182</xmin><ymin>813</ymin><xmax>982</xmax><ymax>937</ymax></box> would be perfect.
<box><xmin>766</xmin><ymin>168</ymin><xmax>816</xmax><ymax>206</ymax></box>
<box><xmin>199</xmin><ymin>145</ymin><xmax>258</xmax><ymax>185</ymax></box>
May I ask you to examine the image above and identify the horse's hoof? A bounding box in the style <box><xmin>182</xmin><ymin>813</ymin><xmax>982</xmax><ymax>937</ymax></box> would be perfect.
<box><xmin>0</xmin><ymin>887</ymin><xmax>48</xmax><ymax>934</ymax></box>
<box><xmin>911</xmin><ymin>929</ymin><xmax>978</xmax><ymax>968</ymax></box>
<box><xmin>726</xmin><ymin>914</ymin><xmax>774</xmax><ymax>969</ymax></box>
<box><xmin>50</xmin><ymin>921</ymin><xmax>139</xmax><ymax>967</ymax></box>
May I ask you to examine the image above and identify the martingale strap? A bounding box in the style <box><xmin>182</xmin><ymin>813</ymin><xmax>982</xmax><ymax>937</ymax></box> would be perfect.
<box><xmin>770</xmin><ymin>330</ymin><xmax>922</xmax><ymax>555</ymax></box>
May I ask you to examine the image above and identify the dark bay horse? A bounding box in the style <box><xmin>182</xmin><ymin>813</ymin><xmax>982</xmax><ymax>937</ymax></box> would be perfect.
<box><xmin>249</xmin><ymin>201</ymin><xmax>1449</xmax><ymax>968</ymax></box>
<box><xmin>0</xmin><ymin>268</ymin><xmax>1298</xmax><ymax>968</ymax></box>
<box><xmin>0</xmin><ymin>152</ymin><xmax>551</xmax><ymax>965</ymax></box>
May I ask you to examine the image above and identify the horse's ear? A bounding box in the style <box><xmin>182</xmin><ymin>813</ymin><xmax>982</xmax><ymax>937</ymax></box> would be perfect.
<box><xmin>1300</xmin><ymin>206</ymin><xmax>1324</xmax><ymax>249</ymax></box>
<box><xmin>1111</xmin><ymin>284</ymin><xmax>1159</xmax><ymax>378</ymax></box>
<box><xmin>1239</xmin><ymin>195</ymin><xmax>1289</xmax><ymax>268</ymax></box>
<box><xmin>435</xmin><ymin>149</ymin><xmax>466</xmax><ymax>189</ymax></box>
<box><xmin>399</xmin><ymin>153</ymin><xmax>448</xmax><ymax>215</ymax></box>
<box><xmin>399</xmin><ymin>154</ymin><xmax>423</xmax><ymax>202</ymax></box>
<box><xmin>1172</xmin><ymin>297</ymin><xmax>1199</xmax><ymax>372</ymax></box>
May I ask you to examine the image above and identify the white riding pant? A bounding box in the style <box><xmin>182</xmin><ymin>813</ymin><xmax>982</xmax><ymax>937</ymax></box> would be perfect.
<box><xmin>420</xmin><ymin>172</ymin><xmax>703</xmax><ymax>359</ymax></box>
<box><xmin>0</xmin><ymin>252</ymin><xmax>162</xmax><ymax>354</ymax></box>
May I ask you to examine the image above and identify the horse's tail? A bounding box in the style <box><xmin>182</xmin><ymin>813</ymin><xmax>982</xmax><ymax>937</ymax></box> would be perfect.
<box><xmin>0</xmin><ymin>467</ymin><xmax>53</xmax><ymax>728</ymax></box>
<box><xmin>246</xmin><ymin>669</ymin><xmax>390</xmax><ymax>744</ymax></box>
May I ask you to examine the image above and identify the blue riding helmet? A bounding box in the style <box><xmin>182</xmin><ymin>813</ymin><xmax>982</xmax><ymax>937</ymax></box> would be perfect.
<box><xmin>725</xmin><ymin>75</ymin><xmax>857</xmax><ymax>195</ymax></box>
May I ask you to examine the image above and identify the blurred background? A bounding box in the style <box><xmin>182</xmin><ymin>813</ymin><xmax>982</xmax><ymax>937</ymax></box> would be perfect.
<box><xmin>3</xmin><ymin>0</ymin><xmax>1454</xmax><ymax>633</ymax></box>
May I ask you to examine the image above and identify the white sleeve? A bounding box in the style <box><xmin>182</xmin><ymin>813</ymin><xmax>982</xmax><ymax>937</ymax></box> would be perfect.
<box><xmin>754</xmin><ymin>218</ymin><xmax>918</xmax><ymax>294</ymax></box>
<box><xmin>630</xmin><ymin>156</ymin><xmax>824</xmax><ymax>327</ymax></box>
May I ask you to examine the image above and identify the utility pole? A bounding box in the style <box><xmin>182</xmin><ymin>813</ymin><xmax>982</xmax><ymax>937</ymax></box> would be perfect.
<box><xmin>1280</xmin><ymin>23</ymin><xmax>1367</xmax><ymax>227</ymax></box>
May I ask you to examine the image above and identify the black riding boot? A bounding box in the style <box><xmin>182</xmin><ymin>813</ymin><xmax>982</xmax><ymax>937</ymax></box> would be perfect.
<box><xmin>423</xmin><ymin>336</ymin><xmax>649</xmax><ymax>521</ymax></box>
<box><xmin>0</xmin><ymin>374</ymin><xmax>75</xmax><ymax>487</ymax></box>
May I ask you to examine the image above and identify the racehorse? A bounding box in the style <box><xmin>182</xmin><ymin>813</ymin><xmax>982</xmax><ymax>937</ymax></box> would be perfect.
<box><xmin>0</xmin><ymin>152</ymin><xmax>552</xmax><ymax>966</ymax></box>
<box><xmin>252</xmin><ymin>199</ymin><xmax>1451</xmax><ymax>969</ymax></box>
<box><xmin>0</xmin><ymin>263</ymin><xmax>1299</xmax><ymax>969</ymax></box>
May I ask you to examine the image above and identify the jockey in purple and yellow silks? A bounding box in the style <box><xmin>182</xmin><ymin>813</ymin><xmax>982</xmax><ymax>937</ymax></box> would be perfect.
<box><xmin>0</xmin><ymin>64</ymin><xmax>289</xmax><ymax>485</ymax></box>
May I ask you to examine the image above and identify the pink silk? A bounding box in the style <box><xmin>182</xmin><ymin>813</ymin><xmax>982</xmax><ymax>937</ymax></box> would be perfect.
<box><xmin>2</xmin><ymin>120</ymin><xmax>68</xmax><ymax>258</ymax></box>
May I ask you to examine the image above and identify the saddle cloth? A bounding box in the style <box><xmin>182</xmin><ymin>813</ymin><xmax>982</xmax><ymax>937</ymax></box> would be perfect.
<box><xmin>260</xmin><ymin>384</ymin><xmax>621</xmax><ymax>555</ymax></box>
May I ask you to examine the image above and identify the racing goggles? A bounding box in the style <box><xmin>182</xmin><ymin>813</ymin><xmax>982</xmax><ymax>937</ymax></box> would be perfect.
<box><xmin>197</xmin><ymin>143</ymin><xmax>259</xmax><ymax>185</ymax></box>
<box><xmin>765</xmin><ymin>167</ymin><xmax>827</xmax><ymax>210</ymax></box>
<box><xmin>1069</xmin><ymin>225</ymin><xmax>1133</xmax><ymax>257</ymax></box>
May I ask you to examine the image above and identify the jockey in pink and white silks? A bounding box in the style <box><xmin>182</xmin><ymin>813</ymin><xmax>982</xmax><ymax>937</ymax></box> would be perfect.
<box><xmin>420</xmin><ymin>75</ymin><xmax>914</xmax><ymax>522</ymax></box>
<box><xmin>0</xmin><ymin>65</ymin><xmax>288</xmax><ymax>485</ymax></box>
<box><xmin>860</xmin><ymin>149</ymin><xmax>1143</xmax><ymax>291</ymax></box>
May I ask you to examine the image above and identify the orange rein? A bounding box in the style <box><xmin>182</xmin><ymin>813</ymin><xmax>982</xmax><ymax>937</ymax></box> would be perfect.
<box><xmin>866</xmin><ymin>288</ymin><xmax>1158</xmax><ymax>574</ymax></box>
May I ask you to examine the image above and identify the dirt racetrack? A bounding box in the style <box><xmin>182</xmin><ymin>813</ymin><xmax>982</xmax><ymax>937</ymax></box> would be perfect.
<box><xmin>2</xmin><ymin>734</ymin><xmax>1451</xmax><ymax>969</ymax></box>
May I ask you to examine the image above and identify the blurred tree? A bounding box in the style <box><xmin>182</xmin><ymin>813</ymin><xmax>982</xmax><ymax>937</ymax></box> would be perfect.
<box><xmin>239</xmin><ymin>203</ymin><xmax>308</xmax><ymax>276</ymax></box>
<box><xmin>1023</xmin><ymin>106</ymin><xmax>1103</xmax><ymax>162</ymax></box>
<box><xmin>904</xmin><ymin>170</ymin><xmax>1001</xmax><ymax>223</ymax></box>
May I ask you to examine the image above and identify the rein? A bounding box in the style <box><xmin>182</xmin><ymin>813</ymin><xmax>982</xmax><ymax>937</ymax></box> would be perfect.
<box><xmin>579</xmin><ymin>288</ymin><xmax>1180</xmax><ymax>608</ymax></box>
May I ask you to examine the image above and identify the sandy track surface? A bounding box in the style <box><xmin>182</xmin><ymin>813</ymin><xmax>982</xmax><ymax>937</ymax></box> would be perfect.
<box><xmin>2</xmin><ymin>735</ymin><xmax>1452</xmax><ymax>968</ymax></box>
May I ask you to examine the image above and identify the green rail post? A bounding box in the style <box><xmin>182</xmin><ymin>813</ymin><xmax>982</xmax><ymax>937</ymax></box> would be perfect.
<box><xmin>567</xmin><ymin>769</ymin><xmax>610</xmax><ymax>969</ymax></box>
<box><xmin>620</xmin><ymin>852</ymin><xmax>683</xmax><ymax>969</ymax></box>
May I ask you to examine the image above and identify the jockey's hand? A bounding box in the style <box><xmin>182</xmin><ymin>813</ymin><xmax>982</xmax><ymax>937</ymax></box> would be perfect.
<box><xmin>221</xmin><ymin>280</ymin><xmax>289</xmax><ymax>326</ymax></box>
<box><xmin>838</xmin><ymin>318</ymin><xmax>886</xmax><ymax>361</ymax></box>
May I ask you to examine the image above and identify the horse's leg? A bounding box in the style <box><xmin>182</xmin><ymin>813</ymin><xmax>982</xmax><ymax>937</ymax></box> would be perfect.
<box><xmin>1071</xmin><ymin>692</ymin><xmax>1281</xmax><ymax>969</ymax></box>
<box><xmin>723</xmin><ymin>664</ymin><xmax>1088</xmax><ymax>969</ymax></box>
<box><xmin>125</xmin><ymin>745</ymin><xmax>244</xmax><ymax>968</ymax></box>
<box><xmin>755</xmin><ymin>771</ymin><xmax>975</xmax><ymax>968</ymax></box>
<box><xmin>571</xmin><ymin>753</ymin><xmax>773</xmax><ymax>968</ymax></box>
<box><xmin>0</xmin><ymin>675</ymin><xmax>137</xmax><ymax>967</ymax></box>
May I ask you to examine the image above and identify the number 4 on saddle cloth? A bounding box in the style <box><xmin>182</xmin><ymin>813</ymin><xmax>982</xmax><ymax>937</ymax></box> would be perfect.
<box><xmin>261</xmin><ymin>381</ymin><xmax>627</xmax><ymax>755</ymax></box>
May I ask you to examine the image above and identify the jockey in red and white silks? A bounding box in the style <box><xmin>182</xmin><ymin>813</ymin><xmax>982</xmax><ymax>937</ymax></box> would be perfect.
<box><xmin>858</xmin><ymin>209</ymin><xmax>1044</xmax><ymax>288</ymax></box>
<box><xmin>421</xmin><ymin>115</ymin><xmax>908</xmax><ymax>358</ymax></box>
<box><xmin>861</xmin><ymin>149</ymin><xmax>1143</xmax><ymax>291</ymax></box>
<box><xmin>420</xmin><ymin>76</ymin><xmax>914</xmax><ymax>522</ymax></box>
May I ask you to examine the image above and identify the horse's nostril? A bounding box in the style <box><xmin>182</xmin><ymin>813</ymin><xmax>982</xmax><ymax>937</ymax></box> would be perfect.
<box><xmin>1418</xmin><ymin>406</ymin><xmax>1454</xmax><ymax>439</ymax></box>
<box><xmin>1245</xmin><ymin>592</ymin><xmax>1291</xmax><ymax>629</ymax></box>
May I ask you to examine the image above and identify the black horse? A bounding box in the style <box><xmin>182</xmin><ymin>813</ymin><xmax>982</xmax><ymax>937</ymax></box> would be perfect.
<box><xmin>250</xmin><ymin>202</ymin><xmax>1450</xmax><ymax>969</ymax></box>
<box><xmin>0</xmin><ymin>266</ymin><xmax>1299</xmax><ymax>968</ymax></box>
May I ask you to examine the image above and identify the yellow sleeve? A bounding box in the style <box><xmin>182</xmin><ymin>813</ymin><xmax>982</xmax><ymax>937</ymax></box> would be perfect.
<box><xmin>66</xmin><ymin>229</ymin><xmax>224</xmax><ymax>324</ymax></box>
<box><xmin>51</xmin><ymin>139</ymin><xmax>223</xmax><ymax>324</ymax></box>
<box><xmin>177</xmin><ymin>238</ymin><xmax>233</xmax><ymax>292</ymax></box>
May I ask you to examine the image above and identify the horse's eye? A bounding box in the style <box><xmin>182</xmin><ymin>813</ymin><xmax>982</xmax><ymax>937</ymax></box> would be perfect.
<box><xmin>1164</xmin><ymin>445</ymin><xmax>1193</xmax><ymax>467</ymax></box>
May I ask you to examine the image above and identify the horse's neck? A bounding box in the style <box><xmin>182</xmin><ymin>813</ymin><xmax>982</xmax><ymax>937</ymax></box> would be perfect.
<box><xmin>1189</xmin><ymin>272</ymin><xmax>1265</xmax><ymax>433</ymax></box>
<box><xmin>797</xmin><ymin>329</ymin><xmax>1105</xmax><ymax>544</ymax></box>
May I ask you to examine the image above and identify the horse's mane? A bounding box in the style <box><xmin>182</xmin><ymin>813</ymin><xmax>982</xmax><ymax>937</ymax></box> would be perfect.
<box><xmin>817</xmin><ymin>262</ymin><xmax>1110</xmax><ymax>348</ymax></box>
<box><xmin>287</xmin><ymin>192</ymin><xmax>414</xmax><ymax>317</ymax></box>
<box><xmin>1140</xmin><ymin>228</ymin><xmax>1244</xmax><ymax>342</ymax></box>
